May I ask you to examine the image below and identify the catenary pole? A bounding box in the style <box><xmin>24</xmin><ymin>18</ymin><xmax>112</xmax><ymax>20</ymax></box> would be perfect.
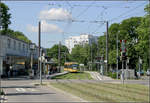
<box><xmin>106</xmin><ymin>21</ymin><xmax>109</xmax><ymax>74</ymax></box>
<box><xmin>97</xmin><ymin>44</ymin><xmax>100</xmax><ymax>72</ymax></box>
<box><xmin>58</xmin><ymin>41</ymin><xmax>61</xmax><ymax>73</ymax></box>
<box><xmin>0</xmin><ymin>0</ymin><xmax>2</xmax><ymax>98</ymax></box>
<box><xmin>38</xmin><ymin>21</ymin><xmax>42</xmax><ymax>84</ymax></box>
<box><xmin>91</xmin><ymin>44</ymin><xmax>93</xmax><ymax>71</ymax></box>
<box><xmin>116</xmin><ymin>32</ymin><xmax>119</xmax><ymax>79</ymax></box>
<box><xmin>148</xmin><ymin>0</ymin><xmax>150</xmax><ymax>102</ymax></box>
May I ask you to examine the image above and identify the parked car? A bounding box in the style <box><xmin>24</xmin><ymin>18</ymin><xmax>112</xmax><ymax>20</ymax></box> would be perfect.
<box><xmin>146</xmin><ymin>69</ymin><xmax>150</xmax><ymax>76</ymax></box>
<box><xmin>12</xmin><ymin>64</ymin><xmax>26</xmax><ymax>76</ymax></box>
<box><xmin>137</xmin><ymin>70</ymin><xmax>144</xmax><ymax>76</ymax></box>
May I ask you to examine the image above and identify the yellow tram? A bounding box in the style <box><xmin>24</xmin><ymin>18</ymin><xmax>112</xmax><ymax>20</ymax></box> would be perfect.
<box><xmin>64</xmin><ymin>62</ymin><xmax>79</xmax><ymax>72</ymax></box>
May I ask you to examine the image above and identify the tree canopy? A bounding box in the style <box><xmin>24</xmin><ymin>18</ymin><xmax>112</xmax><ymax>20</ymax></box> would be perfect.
<box><xmin>0</xmin><ymin>2</ymin><xmax>11</xmax><ymax>30</ymax></box>
<box><xmin>47</xmin><ymin>44</ymin><xmax>69</xmax><ymax>65</ymax></box>
<box><xmin>0</xmin><ymin>29</ymin><xmax>31</xmax><ymax>43</ymax></box>
<box><xmin>0</xmin><ymin>3</ymin><xmax>31</xmax><ymax>43</ymax></box>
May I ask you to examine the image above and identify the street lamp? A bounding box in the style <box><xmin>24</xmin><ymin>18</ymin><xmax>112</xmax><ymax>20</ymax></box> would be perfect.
<box><xmin>42</xmin><ymin>52</ymin><xmax>47</xmax><ymax>77</ymax></box>
<box><xmin>116</xmin><ymin>31</ymin><xmax>119</xmax><ymax>79</ymax></box>
<box><xmin>29</xmin><ymin>43</ymin><xmax>36</xmax><ymax>78</ymax></box>
<box><xmin>138</xmin><ymin>57</ymin><xmax>142</xmax><ymax>77</ymax></box>
<box><xmin>135</xmin><ymin>38</ymin><xmax>143</xmax><ymax>78</ymax></box>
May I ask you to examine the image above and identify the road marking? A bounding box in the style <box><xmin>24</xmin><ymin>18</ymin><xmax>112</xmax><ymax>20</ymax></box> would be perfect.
<box><xmin>27</xmin><ymin>88</ymin><xmax>37</xmax><ymax>92</ymax></box>
<box><xmin>96</xmin><ymin>75</ymin><xmax>102</xmax><ymax>80</ymax></box>
<box><xmin>90</xmin><ymin>72</ymin><xmax>102</xmax><ymax>80</ymax></box>
<box><xmin>16</xmin><ymin>88</ymin><xmax>26</xmax><ymax>92</ymax></box>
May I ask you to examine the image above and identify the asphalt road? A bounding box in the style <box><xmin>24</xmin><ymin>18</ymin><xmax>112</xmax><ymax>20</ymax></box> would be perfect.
<box><xmin>1</xmin><ymin>77</ymin><xmax>85</xmax><ymax>102</ymax></box>
<box><xmin>1</xmin><ymin>76</ymin><xmax>149</xmax><ymax>102</ymax></box>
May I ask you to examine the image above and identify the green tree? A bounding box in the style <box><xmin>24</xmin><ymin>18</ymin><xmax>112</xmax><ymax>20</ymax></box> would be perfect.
<box><xmin>0</xmin><ymin>29</ymin><xmax>31</xmax><ymax>43</ymax></box>
<box><xmin>71</xmin><ymin>45</ymin><xmax>89</xmax><ymax>65</ymax></box>
<box><xmin>47</xmin><ymin>44</ymin><xmax>69</xmax><ymax>65</ymax></box>
<box><xmin>0</xmin><ymin>2</ymin><xmax>11</xmax><ymax>31</ymax></box>
<box><xmin>135</xmin><ymin>12</ymin><xmax>150</xmax><ymax>71</ymax></box>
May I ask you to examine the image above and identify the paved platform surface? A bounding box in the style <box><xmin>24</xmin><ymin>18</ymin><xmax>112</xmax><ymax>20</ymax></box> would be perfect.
<box><xmin>1</xmin><ymin>77</ymin><xmax>85</xmax><ymax>102</ymax></box>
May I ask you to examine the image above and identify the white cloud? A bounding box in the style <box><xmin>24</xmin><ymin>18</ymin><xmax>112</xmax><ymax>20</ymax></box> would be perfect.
<box><xmin>39</xmin><ymin>8</ymin><xmax>72</xmax><ymax>21</ymax></box>
<box><xmin>27</xmin><ymin>20</ymin><xmax>62</xmax><ymax>33</ymax></box>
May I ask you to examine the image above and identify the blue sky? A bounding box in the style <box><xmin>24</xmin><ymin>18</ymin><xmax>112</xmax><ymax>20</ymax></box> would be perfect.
<box><xmin>2</xmin><ymin>1</ymin><xmax>148</xmax><ymax>48</ymax></box>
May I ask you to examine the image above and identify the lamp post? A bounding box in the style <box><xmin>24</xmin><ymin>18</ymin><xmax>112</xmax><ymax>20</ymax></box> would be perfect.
<box><xmin>138</xmin><ymin>57</ymin><xmax>142</xmax><ymax>78</ymax></box>
<box><xmin>116</xmin><ymin>31</ymin><xmax>119</xmax><ymax>79</ymax></box>
<box><xmin>29</xmin><ymin>43</ymin><xmax>36</xmax><ymax>78</ymax></box>
<box><xmin>0</xmin><ymin>0</ymin><xmax>2</xmax><ymax>98</ymax></box>
<box><xmin>42</xmin><ymin>52</ymin><xmax>47</xmax><ymax>78</ymax></box>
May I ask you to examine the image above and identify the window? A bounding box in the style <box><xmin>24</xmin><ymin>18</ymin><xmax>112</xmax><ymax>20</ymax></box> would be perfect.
<box><xmin>18</xmin><ymin>42</ymin><xmax>21</xmax><ymax>50</ymax></box>
<box><xmin>26</xmin><ymin>45</ymin><xmax>28</xmax><ymax>52</ymax></box>
<box><xmin>7</xmin><ymin>39</ymin><xmax>11</xmax><ymax>48</ymax></box>
<box><xmin>14</xmin><ymin>40</ymin><xmax>16</xmax><ymax>50</ymax></box>
<box><xmin>23</xmin><ymin>44</ymin><xmax>25</xmax><ymax>51</ymax></box>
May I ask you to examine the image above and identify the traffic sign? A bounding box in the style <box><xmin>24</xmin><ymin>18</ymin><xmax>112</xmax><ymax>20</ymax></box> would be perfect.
<box><xmin>38</xmin><ymin>56</ymin><xmax>46</xmax><ymax>62</ymax></box>
<box><xmin>104</xmin><ymin>60</ymin><xmax>107</xmax><ymax>63</ymax></box>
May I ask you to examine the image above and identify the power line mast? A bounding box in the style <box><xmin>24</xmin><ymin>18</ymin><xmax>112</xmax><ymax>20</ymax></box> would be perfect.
<box><xmin>97</xmin><ymin>43</ymin><xmax>100</xmax><ymax>72</ymax></box>
<box><xmin>0</xmin><ymin>0</ymin><xmax>2</xmax><ymax>99</ymax></box>
<box><xmin>91</xmin><ymin>43</ymin><xmax>92</xmax><ymax>71</ymax></box>
<box><xmin>38</xmin><ymin>21</ymin><xmax>42</xmax><ymax>84</ymax></box>
<box><xmin>116</xmin><ymin>32</ymin><xmax>119</xmax><ymax>79</ymax></box>
<box><xmin>148</xmin><ymin>0</ymin><xmax>150</xmax><ymax>101</ymax></box>
<box><xmin>106</xmin><ymin>21</ymin><xmax>109</xmax><ymax>74</ymax></box>
<box><xmin>65</xmin><ymin>50</ymin><xmax>66</xmax><ymax>63</ymax></box>
<box><xmin>58</xmin><ymin>41</ymin><xmax>61</xmax><ymax>73</ymax></box>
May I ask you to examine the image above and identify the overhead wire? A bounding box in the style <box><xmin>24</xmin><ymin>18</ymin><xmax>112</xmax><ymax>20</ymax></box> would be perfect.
<box><xmin>73</xmin><ymin>0</ymin><xmax>96</xmax><ymax>19</ymax></box>
<box><xmin>120</xmin><ymin>9</ymin><xmax>146</xmax><ymax>20</ymax></box>
<box><xmin>65</xmin><ymin>0</ymin><xmax>74</xmax><ymax>14</ymax></box>
<box><xmin>46</xmin><ymin>1</ymin><xmax>147</xmax><ymax>43</ymax></box>
<box><xmin>85</xmin><ymin>5</ymin><xmax>106</xmax><ymax>33</ymax></box>
<box><xmin>109</xmin><ymin>1</ymin><xmax>147</xmax><ymax>23</ymax></box>
<box><xmin>48</xmin><ymin>2</ymin><xmax>133</xmax><ymax>9</ymax></box>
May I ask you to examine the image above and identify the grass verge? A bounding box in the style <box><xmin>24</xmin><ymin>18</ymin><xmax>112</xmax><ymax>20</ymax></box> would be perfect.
<box><xmin>51</xmin><ymin>72</ymin><xmax>93</xmax><ymax>80</ymax></box>
<box><xmin>50</xmin><ymin>82</ymin><xmax>149</xmax><ymax>102</ymax></box>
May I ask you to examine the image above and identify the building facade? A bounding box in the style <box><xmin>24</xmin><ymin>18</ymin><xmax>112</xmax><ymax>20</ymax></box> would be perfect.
<box><xmin>0</xmin><ymin>35</ymin><xmax>38</xmax><ymax>75</ymax></box>
<box><xmin>65</xmin><ymin>34</ymin><xmax>98</xmax><ymax>53</ymax></box>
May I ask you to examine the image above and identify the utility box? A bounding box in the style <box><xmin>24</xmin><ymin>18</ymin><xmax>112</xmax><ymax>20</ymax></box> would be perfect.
<box><xmin>124</xmin><ymin>69</ymin><xmax>135</xmax><ymax>79</ymax></box>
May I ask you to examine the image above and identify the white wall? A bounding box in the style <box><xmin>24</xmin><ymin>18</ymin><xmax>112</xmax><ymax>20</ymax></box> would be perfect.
<box><xmin>65</xmin><ymin>34</ymin><xmax>98</xmax><ymax>53</ymax></box>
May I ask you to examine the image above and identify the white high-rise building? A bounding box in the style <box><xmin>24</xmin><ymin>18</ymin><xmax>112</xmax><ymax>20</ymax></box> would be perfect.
<box><xmin>65</xmin><ymin>34</ymin><xmax>98</xmax><ymax>53</ymax></box>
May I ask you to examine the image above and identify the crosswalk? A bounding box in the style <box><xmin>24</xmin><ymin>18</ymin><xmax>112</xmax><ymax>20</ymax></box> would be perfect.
<box><xmin>0</xmin><ymin>95</ymin><xmax>6</xmax><ymax>103</ymax></box>
<box><xmin>1</xmin><ymin>88</ymin><xmax>38</xmax><ymax>103</ymax></box>
<box><xmin>91</xmin><ymin>72</ymin><xmax>102</xmax><ymax>80</ymax></box>
<box><xmin>16</xmin><ymin>88</ymin><xmax>26</xmax><ymax>92</ymax></box>
<box><xmin>15</xmin><ymin>88</ymin><xmax>37</xmax><ymax>92</ymax></box>
<box><xmin>86</xmin><ymin>71</ymin><xmax>113</xmax><ymax>80</ymax></box>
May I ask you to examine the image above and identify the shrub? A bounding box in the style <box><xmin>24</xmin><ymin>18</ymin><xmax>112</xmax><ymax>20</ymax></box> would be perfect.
<box><xmin>0</xmin><ymin>89</ymin><xmax>5</xmax><ymax>95</ymax></box>
<box><xmin>108</xmin><ymin>72</ymin><xmax>117</xmax><ymax>79</ymax></box>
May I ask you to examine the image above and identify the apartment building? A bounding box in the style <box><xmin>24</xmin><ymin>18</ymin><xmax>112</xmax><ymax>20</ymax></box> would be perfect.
<box><xmin>65</xmin><ymin>34</ymin><xmax>98</xmax><ymax>53</ymax></box>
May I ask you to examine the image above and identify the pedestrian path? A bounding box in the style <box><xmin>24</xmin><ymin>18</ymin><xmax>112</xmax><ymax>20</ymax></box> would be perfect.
<box><xmin>46</xmin><ymin>71</ymin><xmax>69</xmax><ymax>79</ymax></box>
<box><xmin>2</xmin><ymin>79</ymin><xmax>84</xmax><ymax>102</ymax></box>
<box><xmin>86</xmin><ymin>71</ymin><xmax>113</xmax><ymax>80</ymax></box>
